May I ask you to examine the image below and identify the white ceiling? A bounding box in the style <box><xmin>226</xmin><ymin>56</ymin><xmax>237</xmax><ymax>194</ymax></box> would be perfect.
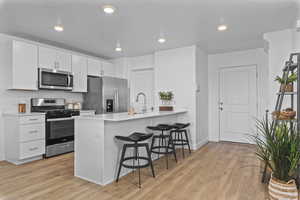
<box><xmin>0</xmin><ymin>0</ymin><xmax>297</xmax><ymax>59</ymax></box>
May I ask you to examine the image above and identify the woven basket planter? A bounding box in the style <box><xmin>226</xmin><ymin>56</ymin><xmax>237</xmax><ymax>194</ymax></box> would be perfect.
<box><xmin>269</xmin><ymin>175</ymin><xmax>298</xmax><ymax>200</ymax></box>
<box><xmin>280</xmin><ymin>84</ymin><xmax>293</xmax><ymax>92</ymax></box>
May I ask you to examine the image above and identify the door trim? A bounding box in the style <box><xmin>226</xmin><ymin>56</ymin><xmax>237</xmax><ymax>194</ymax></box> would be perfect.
<box><xmin>218</xmin><ymin>64</ymin><xmax>258</xmax><ymax>143</ymax></box>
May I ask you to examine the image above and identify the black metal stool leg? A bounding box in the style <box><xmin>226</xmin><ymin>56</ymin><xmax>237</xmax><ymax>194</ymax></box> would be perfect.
<box><xmin>169</xmin><ymin>135</ymin><xmax>177</xmax><ymax>163</ymax></box>
<box><xmin>164</xmin><ymin>132</ymin><xmax>169</xmax><ymax>169</ymax></box>
<box><xmin>184</xmin><ymin>130</ymin><xmax>192</xmax><ymax>154</ymax></box>
<box><xmin>158</xmin><ymin>135</ymin><xmax>162</xmax><ymax>160</ymax></box>
<box><xmin>137</xmin><ymin>148</ymin><xmax>141</xmax><ymax>188</ymax></box>
<box><xmin>150</xmin><ymin>136</ymin><xmax>155</xmax><ymax>159</ymax></box>
<box><xmin>180</xmin><ymin>132</ymin><xmax>185</xmax><ymax>158</ymax></box>
<box><xmin>145</xmin><ymin>143</ymin><xmax>155</xmax><ymax>178</ymax></box>
<box><xmin>116</xmin><ymin>144</ymin><xmax>127</xmax><ymax>182</ymax></box>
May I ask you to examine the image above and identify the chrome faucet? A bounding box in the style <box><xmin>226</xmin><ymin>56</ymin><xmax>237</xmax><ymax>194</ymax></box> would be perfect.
<box><xmin>136</xmin><ymin>92</ymin><xmax>147</xmax><ymax>113</ymax></box>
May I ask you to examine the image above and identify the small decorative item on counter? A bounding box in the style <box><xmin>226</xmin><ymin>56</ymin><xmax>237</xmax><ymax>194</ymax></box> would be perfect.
<box><xmin>272</xmin><ymin>108</ymin><xmax>296</xmax><ymax>120</ymax></box>
<box><xmin>73</xmin><ymin>102</ymin><xmax>81</xmax><ymax>110</ymax></box>
<box><xmin>128</xmin><ymin>107</ymin><xmax>135</xmax><ymax>116</ymax></box>
<box><xmin>275</xmin><ymin>73</ymin><xmax>297</xmax><ymax>92</ymax></box>
<box><xmin>18</xmin><ymin>102</ymin><xmax>26</xmax><ymax>113</ymax></box>
<box><xmin>66</xmin><ymin>102</ymin><xmax>74</xmax><ymax>110</ymax></box>
<box><xmin>159</xmin><ymin>91</ymin><xmax>174</xmax><ymax>111</ymax></box>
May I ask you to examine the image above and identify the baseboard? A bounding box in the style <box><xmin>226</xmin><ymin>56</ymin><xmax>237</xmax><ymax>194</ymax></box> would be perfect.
<box><xmin>192</xmin><ymin>138</ymin><xmax>209</xmax><ymax>150</ymax></box>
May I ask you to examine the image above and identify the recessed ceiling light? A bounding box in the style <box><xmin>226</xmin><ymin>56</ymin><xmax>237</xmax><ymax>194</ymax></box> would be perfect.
<box><xmin>115</xmin><ymin>47</ymin><xmax>122</xmax><ymax>52</ymax></box>
<box><xmin>103</xmin><ymin>5</ymin><xmax>116</xmax><ymax>14</ymax></box>
<box><xmin>115</xmin><ymin>42</ymin><xmax>122</xmax><ymax>52</ymax></box>
<box><xmin>54</xmin><ymin>25</ymin><xmax>64</xmax><ymax>32</ymax></box>
<box><xmin>158</xmin><ymin>38</ymin><xmax>166</xmax><ymax>43</ymax></box>
<box><xmin>217</xmin><ymin>24</ymin><xmax>228</xmax><ymax>31</ymax></box>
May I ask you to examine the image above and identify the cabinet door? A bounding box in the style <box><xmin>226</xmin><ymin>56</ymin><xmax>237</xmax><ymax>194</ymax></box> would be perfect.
<box><xmin>87</xmin><ymin>58</ymin><xmax>102</xmax><ymax>76</ymax></box>
<box><xmin>12</xmin><ymin>40</ymin><xmax>38</xmax><ymax>90</ymax></box>
<box><xmin>72</xmin><ymin>54</ymin><xmax>88</xmax><ymax>92</ymax></box>
<box><xmin>38</xmin><ymin>46</ymin><xmax>56</xmax><ymax>69</ymax></box>
<box><xmin>56</xmin><ymin>51</ymin><xmax>71</xmax><ymax>72</ymax></box>
<box><xmin>102</xmin><ymin>61</ymin><xmax>115</xmax><ymax>77</ymax></box>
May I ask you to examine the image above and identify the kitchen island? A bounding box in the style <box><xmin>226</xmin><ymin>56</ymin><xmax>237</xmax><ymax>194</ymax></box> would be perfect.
<box><xmin>74</xmin><ymin>109</ymin><xmax>187</xmax><ymax>185</ymax></box>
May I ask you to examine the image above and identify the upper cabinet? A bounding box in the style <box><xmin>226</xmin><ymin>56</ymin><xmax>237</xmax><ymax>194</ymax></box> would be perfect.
<box><xmin>38</xmin><ymin>46</ymin><xmax>71</xmax><ymax>72</ymax></box>
<box><xmin>102</xmin><ymin>61</ymin><xmax>115</xmax><ymax>77</ymax></box>
<box><xmin>72</xmin><ymin>54</ymin><xmax>88</xmax><ymax>92</ymax></box>
<box><xmin>87</xmin><ymin>58</ymin><xmax>102</xmax><ymax>77</ymax></box>
<box><xmin>56</xmin><ymin>51</ymin><xmax>72</xmax><ymax>72</ymax></box>
<box><xmin>11</xmin><ymin>40</ymin><xmax>38</xmax><ymax>90</ymax></box>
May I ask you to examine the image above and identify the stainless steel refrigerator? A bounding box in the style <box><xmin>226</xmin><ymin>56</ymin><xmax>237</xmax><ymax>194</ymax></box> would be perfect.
<box><xmin>82</xmin><ymin>76</ymin><xmax>129</xmax><ymax>114</ymax></box>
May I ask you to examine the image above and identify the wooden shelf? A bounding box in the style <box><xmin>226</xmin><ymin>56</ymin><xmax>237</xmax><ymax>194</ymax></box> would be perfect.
<box><xmin>276</xmin><ymin>92</ymin><xmax>297</xmax><ymax>95</ymax></box>
<box><xmin>272</xmin><ymin>118</ymin><xmax>298</xmax><ymax>122</ymax></box>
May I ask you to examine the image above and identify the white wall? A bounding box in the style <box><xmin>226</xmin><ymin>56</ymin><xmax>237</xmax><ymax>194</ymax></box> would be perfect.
<box><xmin>113</xmin><ymin>54</ymin><xmax>155</xmax><ymax>107</ymax></box>
<box><xmin>264</xmin><ymin>29</ymin><xmax>293</xmax><ymax>108</ymax></box>
<box><xmin>0</xmin><ymin>38</ymin><xmax>82</xmax><ymax>161</ymax></box>
<box><xmin>154</xmin><ymin>46</ymin><xmax>199</xmax><ymax>149</ymax></box>
<box><xmin>208</xmin><ymin>48</ymin><xmax>268</xmax><ymax>142</ymax></box>
<box><xmin>195</xmin><ymin>47</ymin><xmax>209</xmax><ymax>147</ymax></box>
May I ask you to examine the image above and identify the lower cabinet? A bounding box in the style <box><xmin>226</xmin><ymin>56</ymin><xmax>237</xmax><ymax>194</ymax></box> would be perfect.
<box><xmin>3</xmin><ymin>113</ymin><xmax>46</xmax><ymax>165</ymax></box>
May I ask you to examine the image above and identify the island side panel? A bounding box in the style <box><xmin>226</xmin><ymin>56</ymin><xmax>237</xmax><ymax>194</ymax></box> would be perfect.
<box><xmin>74</xmin><ymin>117</ymin><xmax>105</xmax><ymax>185</ymax></box>
<box><xmin>102</xmin><ymin>115</ymin><xmax>179</xmax><ymax>185</ymax></box>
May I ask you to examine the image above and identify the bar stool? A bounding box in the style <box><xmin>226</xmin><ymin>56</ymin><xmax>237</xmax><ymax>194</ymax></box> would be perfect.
<box><xmin>170</xmin><ymin>123</ymin><xmax>191</xmax><ymax>158</ymax></box>
<box><xmin>115</xmin><ymin>132</ymin><xmax>155</xmax><ymax>188</ymax></box>
<box><xmin>148</xmin><ymin>124</ymin><xmax>177</xmax><ymax>169</ymax></box>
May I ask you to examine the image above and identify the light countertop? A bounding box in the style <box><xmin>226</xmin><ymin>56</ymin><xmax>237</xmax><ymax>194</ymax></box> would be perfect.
<box><xmin>2</xmin><ymin>112</ymin><xmax>45</xmax><ymax>117</ymax></box>
<box><xmin>76</xmin><ymin>109</ymin><xmax>187</xmax><ymax>122</ymax></box>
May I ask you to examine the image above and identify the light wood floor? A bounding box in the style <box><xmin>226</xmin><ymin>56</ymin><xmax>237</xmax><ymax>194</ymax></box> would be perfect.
<box><xmin>0</xmin><ymin>142</ymin><xmax>268</xmax><ymax>200</ymax></box>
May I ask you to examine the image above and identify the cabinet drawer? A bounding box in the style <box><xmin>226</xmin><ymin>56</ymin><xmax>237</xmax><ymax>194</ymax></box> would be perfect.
<box><xmin>20</xmin><ymin>115</ymin><xmax>45</xmax><ymax>124</ymax></box>
<box><xmin>19</xmin><ymin>124</ymin><xmax>45</xmax><ymax>142</ymax></box>
<box><xmin>20</xmin><ymin>140</ymin><xmax>45</xmax><ymax>160</ymax></box>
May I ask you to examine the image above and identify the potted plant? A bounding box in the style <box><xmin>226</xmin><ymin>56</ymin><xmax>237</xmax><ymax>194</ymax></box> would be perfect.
<box><xmin>158</xmin><ymin>91</ymin><xmax>174</xmax><ymax>111</ymax></box>
<box><xmin>275</xmin><ymin>73</ymin><xmax>297</xmax><ymax>92</ymax></box>
<box><xmin>272</xmin><ymin>108</ymin><xmax>296</xmax><ymax>120</ymax></box>
<box><xmin>252</xmin><ymin>119</ymin><xmax>300</xmax><ymax>200</ymax></box>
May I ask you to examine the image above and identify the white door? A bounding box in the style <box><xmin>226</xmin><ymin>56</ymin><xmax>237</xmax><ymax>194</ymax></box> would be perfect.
<box><xmin>72</xmin><ymin>54</ymin><xmax>88</xmax><ymax>92</ymax></box>
<box><xmin>12</xmin><ymin>40</ymin><xmax>38</xmax><ymax>90</ymax></box>
<box><xmin>130</xmin><ymin>68</ymin><xmax>154</xmax><ymax>111</ymax></box>
<box><xmin>219</xmin><ymin>65</ymin><xmax>257</xmax><ymax>143</ymax></box>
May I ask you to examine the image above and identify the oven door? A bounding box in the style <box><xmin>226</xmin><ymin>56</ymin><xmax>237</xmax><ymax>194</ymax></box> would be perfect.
<box><xmin>46</xmin><ymin>118</ymin><xmax>74</xmax><ymax>145</ymax></box>
<box><xmin>39</xmin><ymin>68</ymin><xmax>73</xmax><ymax>90</ymax></box>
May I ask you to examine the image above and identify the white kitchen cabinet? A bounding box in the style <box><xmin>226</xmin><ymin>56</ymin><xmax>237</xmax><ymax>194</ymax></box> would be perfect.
<box><xmin>11</xmin><ymin>40</ymin><xmax>38</xmax><ymax>90</ymax></box>
<box><xmin>88</xmin><ymin>58</ymin><xmax>102</xmax><ymax>77</ymax></box>
<box><xmin>38</xmin><ymin>46</ymin><xmax>56</xmax><ymax>70</ymax></box>
<box><xmin>3</xmin><ymin>113</ymin><xmax>46</xmax><ymax>165</ymax></box>
<box><xmin>102</xmin><ymin>61</ymin><xmax>115</xmax><ymax>77</ymax></box>
<box><xmin>56</xmin><ymin>51</ymin><xmax>72</xmax><ymax>71</ymax></box>
<box><xmin>72</xmin><ymin>54</ymin><xmax>88</xmax><ymax>92</ymax></box>
<box><xmin>38</xmin><ymin>46</ymin><xmax>71</xmax><ymax>71</ymax></box>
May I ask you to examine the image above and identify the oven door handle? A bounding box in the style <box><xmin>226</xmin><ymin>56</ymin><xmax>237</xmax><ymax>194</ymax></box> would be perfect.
<box><xmin>47</xmin><ymin>117</ymin><xmax>74</xmax><ymax>122</ymax></box>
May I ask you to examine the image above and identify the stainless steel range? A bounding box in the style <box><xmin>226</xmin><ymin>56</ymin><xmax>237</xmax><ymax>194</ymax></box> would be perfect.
<box><xmin>31</xmin><ymin>98</ymin><xmax>79</xmax><ymax>158</ymax></box>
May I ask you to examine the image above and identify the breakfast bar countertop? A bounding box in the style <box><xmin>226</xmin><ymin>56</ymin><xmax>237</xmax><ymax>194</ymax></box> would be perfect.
<box><xmin>77</xmin><ymin>109</ymin><xmax>187</xmax><ymax>122</ymax></box>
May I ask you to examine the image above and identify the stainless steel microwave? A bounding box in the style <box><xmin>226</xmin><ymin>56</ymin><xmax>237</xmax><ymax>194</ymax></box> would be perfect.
<box><xmin>39</xmin><ymin>68</ymin><xmax>73</xmax><ymax>90</ymax></box>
